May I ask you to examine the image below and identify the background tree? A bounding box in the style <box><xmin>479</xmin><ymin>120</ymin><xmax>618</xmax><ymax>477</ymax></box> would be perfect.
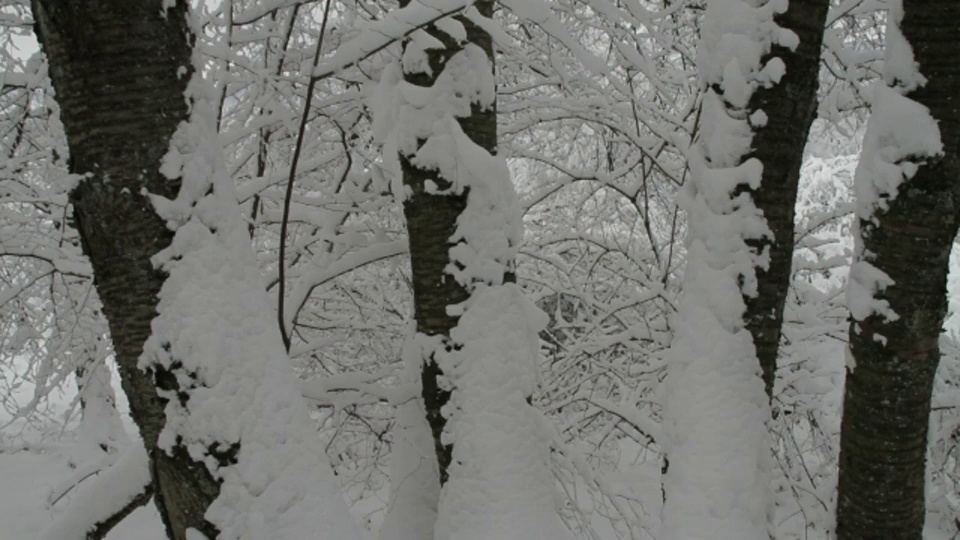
<box><xmin>745</xmin><ymin>0</ymin><xmax>830</xmax><ymax>398</ymax></box>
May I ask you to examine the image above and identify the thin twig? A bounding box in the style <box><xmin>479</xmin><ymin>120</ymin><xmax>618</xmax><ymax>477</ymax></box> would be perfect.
<box><xmin>278</xmin><ymin>0</ymin><xmax>334</xmax><ymax>352</ymax></box>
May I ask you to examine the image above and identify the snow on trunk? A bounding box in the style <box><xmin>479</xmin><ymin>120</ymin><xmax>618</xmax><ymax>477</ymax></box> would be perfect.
<box><xmin>70</xmin><ymin>356</ymin><xmax>128</xmax><ymax>465</ymax></box>
<box><xmin>845</xmin><ymin>0</ymin><xmax>942</xmax><ymax>338</ymax></box>
<box><xmin>373</xmin><ymin>32</ymin><xmax>572</xmax><ymax>540</ymax></box>
<box><xmin>40</xmin><ymin>442</ymin><xmax>150</xmax><ymax>540</ymax></box>
<box><xmin>138</xmin><ymin>52</ymin><xmax>361</xmax><ymax>540</ymax></box>
<box><xmin>378</xmin><ymin>334</ymin><xmax>440</xmax><ymax>540</ymax></box>
<box><xmin>433</xmin><ymin>282</ymin><xmax>566</xmax><ymax>540</ymax></box>
<box><xmin>659</xmin><ymin>0</ymin><xmax>797</xmax><ymax>538</ymax></box>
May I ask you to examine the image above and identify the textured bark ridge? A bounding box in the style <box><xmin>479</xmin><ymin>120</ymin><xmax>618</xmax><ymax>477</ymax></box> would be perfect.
<box><xmin>836</xmin><ymin>1</ymin><xmax>960</xmax><ymax>538</ymax></box>
<box><xmin>31</xmin><ymin>1</ymin><xmax>221</xmax><ymax>538</ymax></box>
<box><xmin>399</xmin><ymin>0</ymin><xmax>498</xmax><ymax>486</ymax></box>
<box><xmin>744</xmin><ymin>0</ymin><xmax>830</xmax><ymax>399</ymax></box>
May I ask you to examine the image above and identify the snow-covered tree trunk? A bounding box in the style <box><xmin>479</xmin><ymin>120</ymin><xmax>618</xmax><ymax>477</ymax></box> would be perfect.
<box><xmin>32</xmin><ymin>2</ymin><xmax>360</xmax><ymax>539</ymax></box>
<box><xmin>31</xmin><ymin>3</ymin><xmax>211</xmax><ymax>536</ymax></box>
<box><xmin>836</xmin><ymin>0</ymin><xmax>960</xmax><ymax>537</ymax></box>
<box><xmin>392</xmin><ymin>0</ymin><xmax>482</xmax><ymax>485</ymax></box>
<box><xmin>659</xmin><ymin>0</ymin><xmax>798</xmax><ymax>538</ymax></box>
<box><xmin>743</xmin><ymin>0</ymin><xmax>829</xmax><ymax>399</ymax></box>
<box><xmin>373</xmin><ymin>1</ymin><xmax>572</xmax><ymax>538</ymax></box>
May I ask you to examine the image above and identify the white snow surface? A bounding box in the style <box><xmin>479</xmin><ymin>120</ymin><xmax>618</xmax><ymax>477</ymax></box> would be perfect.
<box><xmin>852</xmin><ymin>85</ymin><xmax>941</xmax><ymax>222</ymax></box>
<box><xmin>883</xmin><ymin>0</ymin><xmax>925</xmax><ymax>92</ymax></box>
<box><xmin>40</xmin><ymin>442</ymin><xmax>150</xmax><ymax>540</ymax></box>
<box><xmin>697</xmin><ymin>0</ymin><xmax>797</xmax><ymax>109</ymax></box>
<box><xmin>660</xmin><ymin>0</ymin><xmax>785</xmax><ymax>538</ymax></box>
<box><xmin>141</xmin><ymin>72</ymin><xmax>361</xmax><ymax>538</ymax></box>
<box><xmin>435</xmin><ymin>284</ymin><xmax>570</xmax><ymax>540</ymax></box>
<box><xmin>0</xmin><ymin>447</ymin><xmax>164</xmax><ymax>540</ymax></box>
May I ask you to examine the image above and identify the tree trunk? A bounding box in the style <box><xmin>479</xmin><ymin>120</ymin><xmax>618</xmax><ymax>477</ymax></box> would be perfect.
<box><xmin>659</xmin><ymin>0</ymin><xmax>811</xmax><ymax>535</ymax></box>
<box><xmin>836</xmin><ymin>1</ymin><xmax>960</xmax><ymax>537</ymax></box>
<box><xmin>31</xmin><ymin>2</ymin><xmax>221</xmax><ymax>537</ymax></box>
<box><xmin>398</xmin><ymin>0</ymin><xmax>497</xmax><ymax>486</ymax></box>
<box><xmin>744</xmin><ymin>0</ymin><xmax>830</xmax><ymax>399</ymax></box>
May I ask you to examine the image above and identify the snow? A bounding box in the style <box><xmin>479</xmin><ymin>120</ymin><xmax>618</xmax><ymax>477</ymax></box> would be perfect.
<box><xmin>434</xmin><ymin>18</ymin><xmax>467</xmax><ymax>44</ymax></box>
<box><xmin>659</xmin><ymin>0</ymin><xmax>788</xmax><ymax>538</ymax></box>
<box><xmin>0</xmin><ymin>447</ymin><xmax>164</xmax><ymax>540</ymax></box>
<box><xmin>434</xmin><ymin>284</ymin><xmax>570</xmax><ymax>540</ymax></box>
<box><xmin>499</xmin><ymin>0</ymin><xmax>610</xmax><ymax>79</ymax></box>
<box><xmin>283</xmin><ymin>240</ymin><xmax>408</xmax><ymax>334</ymax></box>
<box><xmin>883</xmin><ymin>0</ymin><xmax>925</xmax><ymax>91</ymax></box>
<box><xmin>846</xmin><ymin>259</ymin><xmax>898</xmax><ymax>323</ymax></box>
<box><xmin>852</xmin><ymin>85</ymin><xmax>941</xmax><ymax>221</ymax></box>
<box><xmin>140</xmin><ymin>63</ymin><xmax>361</xmax><ymax>538</ymax></box>
<box><xmin>40</xmin><ymin>443</ymin><xmax>150</xmax><ymax>540</ymax></box>
<box><xmin>660</xmin><ymin>305</ymin><xmax>771</xmax><ymax>540</ymax></box>
<box><xmin>697</xmin><ymin>0</ymin><xmax>797</xmax><ymax>108</ymax></box>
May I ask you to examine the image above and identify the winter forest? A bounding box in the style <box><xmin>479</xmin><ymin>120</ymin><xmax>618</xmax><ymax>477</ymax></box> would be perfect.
<box><xmin>0</xmin><ymin>0</ymin><xmax>958</xmax><ymax>538</ymax></box>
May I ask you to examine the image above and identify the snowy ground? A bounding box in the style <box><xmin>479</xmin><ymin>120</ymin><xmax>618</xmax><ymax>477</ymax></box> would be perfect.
<box><xmin>0</xmin><ymin>444</ymin><xmax>164</xmax><ymax>539</ymax></box>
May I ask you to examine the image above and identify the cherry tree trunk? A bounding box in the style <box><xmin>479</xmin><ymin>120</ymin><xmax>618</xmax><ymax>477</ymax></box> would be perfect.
<box><xmin>836</xmin><ymin>0</ymin><xmax>960</xmax><ymax>537</ymax></box>
<box><xmin>398</xmin><ymin>0</ymin><xmax>498</xmax><ymax>485</ymax></box>
<box><xmin>32</xmin><ymin>2</ymin><xmax>221</xmax><ymax>537</ymax></box>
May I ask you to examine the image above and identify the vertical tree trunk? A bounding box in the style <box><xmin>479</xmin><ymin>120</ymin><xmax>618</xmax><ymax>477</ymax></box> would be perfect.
<box><xmin>383</xmin><ymin>5</ymin><xmax>569</xmax><ymax>537</ymax></box>
<box><xmin>836</xmin><ymin>1</ymin><xmax>960</xmax><ymax>537</ymax></box>
<box><xmin>398</xmin><ymin>0</ymin><xmax>497</xmax><ymax>486</ymax></box>
<box><xmin>744</xmin><ymin>0</ymin><xmax>830</xmax><ymax>399</ymax></box>
<box><xmin>659</xmin><ymin>0</ymin><xmax>808</xmax><ymax>536</ymax></box>
<box><xmin>32</xmin><ymin>2</ymin><xmax>222</xmax><ymax>537</ymax></box>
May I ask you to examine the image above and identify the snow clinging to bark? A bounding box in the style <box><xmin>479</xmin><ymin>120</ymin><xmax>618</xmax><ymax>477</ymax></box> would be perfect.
<box><xmin>140</xmin><ymin>68</ymin><xmax>360</xmax><ymax>540</ymax></box>
<box><xmin>378</xmin><ymin>332</ymin><xmax>440</xmax><ymax>540</ymax></box>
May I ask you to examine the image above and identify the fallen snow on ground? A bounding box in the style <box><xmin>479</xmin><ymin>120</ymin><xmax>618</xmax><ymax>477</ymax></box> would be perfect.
<box><xmin>0</xmin><ymin>445</ymin><xmax>164</xmax><ymax>540</ymax></box>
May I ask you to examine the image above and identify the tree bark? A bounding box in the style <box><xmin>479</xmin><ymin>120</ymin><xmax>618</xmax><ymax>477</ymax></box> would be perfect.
<box><xmin>744</xmin><ymin>0</ymin><xmax>830</xmax><ymax>399</ymax></box>
<box><xmin>399</xmin><ymin>0</ymin><xmax>498</xmax><ymax>486</ymax></box>
<box><xmin>31</xmin><ymin>1</ymin><xmax>221</xmax><ymax>538</ymax></box>
<box><xmin>836</xmin><ymin>1</ymin><xmax>960</xmax><ymax>537</ymax></box>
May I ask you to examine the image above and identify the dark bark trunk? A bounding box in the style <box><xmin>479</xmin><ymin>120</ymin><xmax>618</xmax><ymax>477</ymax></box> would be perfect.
<box><xmin>31</xmin><ymin>2</ymin><xmax>221</xmax><ymax>538</ymax></box>
<box><xmin>836</xmin><ymin>1</ymin><xmax>960</xmax><ymax>538</ymax></box>
<box><xmin>744</xmin><ymin>0</ymin><xmax>830</xmax><ymax>399</ymax></box>
<box><xmin>398</xmin><ymin>0</ymin><xmax>497</xmax><ymax>486</ymax></box>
